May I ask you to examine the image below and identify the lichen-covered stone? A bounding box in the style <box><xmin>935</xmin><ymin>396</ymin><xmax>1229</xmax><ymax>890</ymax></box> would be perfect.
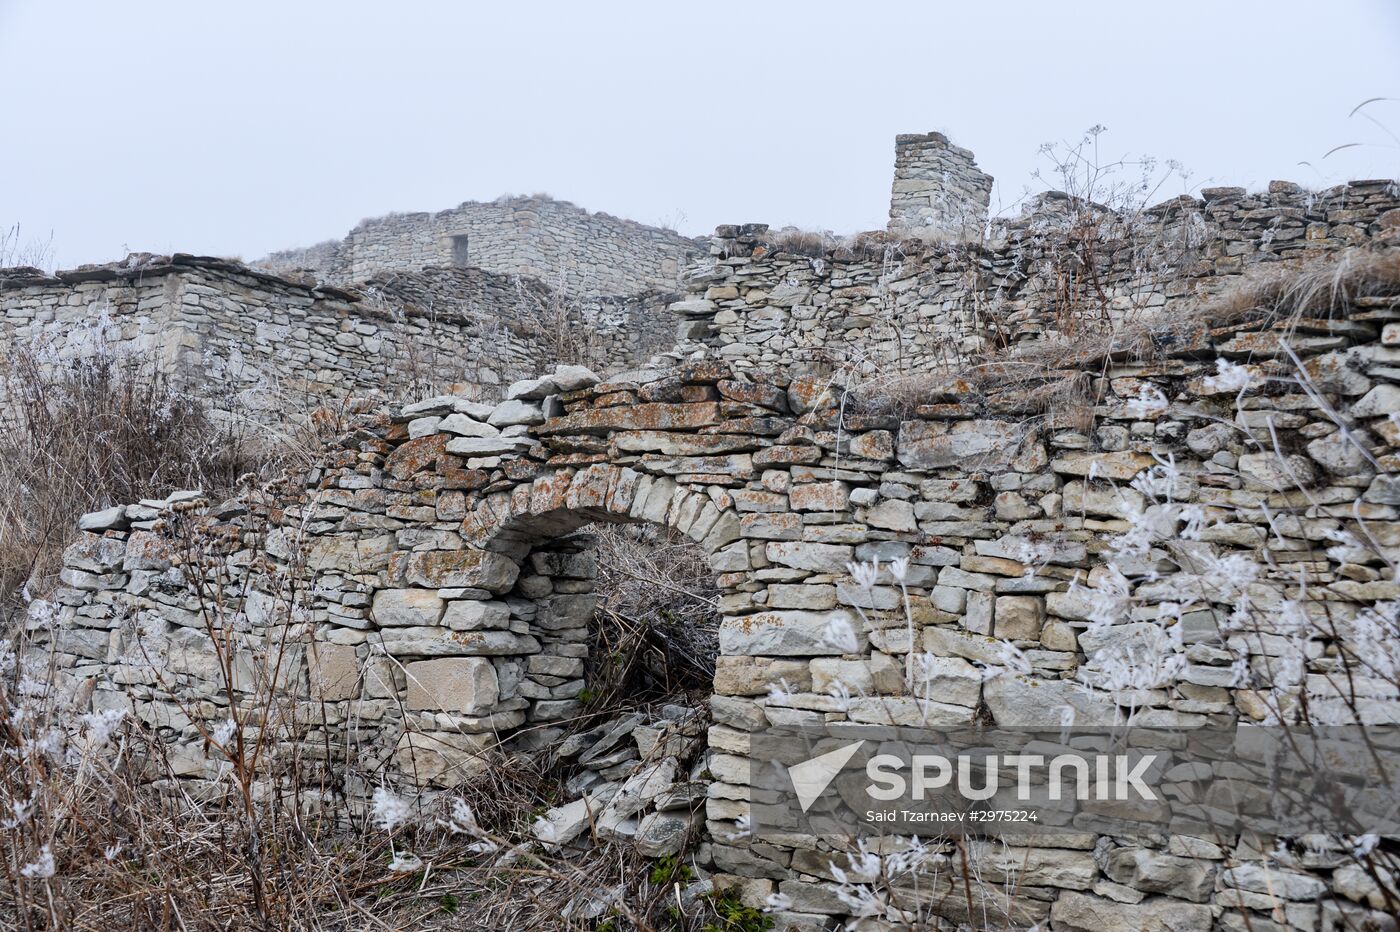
<box><xmin>897</xmin><ymin>419</ymin><xmax>1023</xmax><ymax>469</ymax></box>
<box><xmin>718</xmin><ymin>610</ymin><xmax>865</xmax><ymax>656</ymax></box>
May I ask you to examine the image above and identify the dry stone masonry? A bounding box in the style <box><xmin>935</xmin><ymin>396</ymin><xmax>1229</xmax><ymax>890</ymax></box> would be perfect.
<box><xmin>0</xmin><ymin>255</ymin><xmax>681</xmax><ymax>420</ymax></box>
<box><xmin>14</xmin><ymin>130</ymin><xmax>1400</xmax><ymax>929</ymax></box>
<box><xmin>260</xmin><ymin>194</ymin><xmax>702</xmax><ymax>295</ymax></box>
<box><xmin>38</xmin><ymin>282</ymin><xmax>1400</xmax><ymax>926</ymax></box>
<box><xmin>679</xmin><ymin>180</ymin><xmax>1400</xmax><ymax>379</ymax></box>
<box><xmin>887</xmin><ymin>132</ymin><xmax>994</xmax><ymax>241</ymax></box>
<box><xmin>2</xmin><ymin>193</ymin><xmax>704</xmax><ymax>421</ymax></box>
<box><xmin>7</xmin><ymin>135</ymin><xmax>1397</xmax><ymax>436</ymax></box>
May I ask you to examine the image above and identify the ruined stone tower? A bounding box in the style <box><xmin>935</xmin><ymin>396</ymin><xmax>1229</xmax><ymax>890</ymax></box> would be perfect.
<box><xmin>887</xmin><ymin>131</ymin><xmax>994</xmax><ymax>240</ymax></box>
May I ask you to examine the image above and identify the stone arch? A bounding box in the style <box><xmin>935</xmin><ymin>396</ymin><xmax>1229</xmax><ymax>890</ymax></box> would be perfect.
<box><xmin>378</xmin><ymin>458</ymin><xmax>750</xmax><ymax>789</ymax></box>
<box><xmin>37</xmin><ymin>232</ymin><xmax>1400</xmax><ymax>929</ymax></box>
<box><xmin>43</xmin><ymin>360</ymin><xmax>824</xmax><ymax>894</ymax></box>
<box><xmin>428</xmin><ymin>463</ymin><xmax>742</xmax><ymax>718</ymax></box>
<box><xmin>464</xmin><ymin>463</ymin><xmax>743</xmax><ymax>559</ymax></box>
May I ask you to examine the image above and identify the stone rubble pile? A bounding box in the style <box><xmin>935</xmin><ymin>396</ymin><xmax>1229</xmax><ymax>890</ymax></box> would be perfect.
<box><xmin>529</xmin><ymin>703</ymin><xmax>709</xmax><ymax>858</ymax></box>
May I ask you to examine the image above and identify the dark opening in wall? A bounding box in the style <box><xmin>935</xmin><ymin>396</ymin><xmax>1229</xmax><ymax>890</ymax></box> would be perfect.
<box><xmin>450</xmin><ymin>234</ymin><xmax>470</xmax><ymax>266</ymax></box>
<box><xmin>586</xmin><ymin>523</ymin><xmax>719</xmax><ymax>706</ymax></box>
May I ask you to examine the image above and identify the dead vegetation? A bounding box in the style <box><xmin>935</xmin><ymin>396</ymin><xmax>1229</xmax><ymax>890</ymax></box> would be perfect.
<box><xmin>587</xmin><ymin>524</ymin><xmax>720</xmax><ymax>710</ymax></box>
<box><xmin>2</xmin><ymin>493</ymin><xmax>729</xmax><ymax>931</ymax></box>
<box><xmin>512</xmin><ymin>273</ymin><xmax>611</xmax><ymax>375</ymax></box>
<box><xmin>848</xmin><ymin>244</ymin><xmax>1400</xmax><ymax>417</ymax></box>
<box><xmin>0</xmin><ymin>223</ymin><xmax>54</xmax><ymax>273</ymax></box>
<box><xmin>1001</xmin><ymin>242</ymin><xmax>1400</xmax><ymax>370</ymax></box>
<box><xmin>763</xmin><ymin>227</ymin><xmax>830</xmax><ymax>258</ymax></box>
<box><xmin>0</xmin><ymin>403</ymin><xmax>725</xmax><ymax>930</ymax></box>
<box><xmin>0</xmin><ymin>341</ymin><xmax>284</xmax><ymax>615</ymax></box>
<box><xmin>1</xmin><ymin>655</ymin><xmax>710</xmax><ymax>931</ymax></box>
<box><xmin>764</xmin><ymin>227</ymin><xmax>902</xmax><ymax>263</ymax></box>
<box><xmin>1186</xmin><ymin>242</ymin><xmax>1400</xmax><ymax>328</ymax></box>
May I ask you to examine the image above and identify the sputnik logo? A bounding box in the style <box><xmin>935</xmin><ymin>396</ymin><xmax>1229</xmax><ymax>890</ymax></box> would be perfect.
<box><xmin>788</xmin><ymin>740</ymin><xmax>865</xmax><ymax>812</ymax></box>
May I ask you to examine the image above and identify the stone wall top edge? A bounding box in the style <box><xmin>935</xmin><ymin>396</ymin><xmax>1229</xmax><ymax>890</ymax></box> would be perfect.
<box><xmin>894</xmin><ymin>131</ymin><xmax>952</xmax><ymax>146</ymax></box>
<box><xmin>0</xmin><ymin>253</ymin><xmax>360</xmax><ymax>301</ymax></box>
<box><xmin>57</xmin><ymin>279</ymin><xmax>1393</xmax><ymax>569</ymax></box>
<box><xmin>0</xmin><ymin>251</ymin><xmax>685</xmax><ymax>348</ymax></box>
<box><xmin>260</xmin><ymin>239</ymin><xmax>344</xmax><ymax>261</ymax></box>
<box><xmin>708</xmin><ymin>175</ymin><xmax>1400</xmax><ymax>248</ymax></box>
<box><xmin>347</xmin><ymin>193</ymin><xmax>701</xmax><ymax>244</ymax></box>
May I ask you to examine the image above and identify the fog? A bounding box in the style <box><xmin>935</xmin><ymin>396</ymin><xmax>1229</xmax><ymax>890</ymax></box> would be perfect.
<box><xmin>2</xmin><ymin>0</ymin><xmax>1397</xmax><ymax>269</ymax></box>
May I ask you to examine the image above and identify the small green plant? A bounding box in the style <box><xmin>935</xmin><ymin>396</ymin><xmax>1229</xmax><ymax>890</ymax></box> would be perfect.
<box><xmin>701</xmin><ymin>888</ymin><xmax>774</xmax><ymax>932</ymax></box>
<box><xmin>439</xmin><ymin>893</ymin><xmax>460</xmax><ymax>914</ymax></box>
<box><xmin>648</xmin><ymin>853</ymin><xmax>693</xmax><ymax>887</ymax></box>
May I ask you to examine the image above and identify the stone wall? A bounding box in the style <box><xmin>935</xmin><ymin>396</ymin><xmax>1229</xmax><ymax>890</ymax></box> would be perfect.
<box><xmin>13</xmin><ymin>128</ymin><xmax>1400</xmax><ymax>926</ymax></box>
<box><xmin>21</xmin><ymin>142</ymin><xmax>1395</xmax><ymax>438</ymax></box>
<box><xmin>887</xmin><ymin>131</ymin><xmax>993</xmax><ymax>240</ymax></box>
<box><xmin>677</xmin><ymin>180</ymin><xmax>1400</xmax><ymax>378</ymax></box>
<box><xmin>0</xmin><ymin>256</ymin><xmax>683</xmax><ymax>421</ymax></box>
<box><xmin>37</xmin><ymin>275</ymin><xmax>1400</xmax><ymax>927</ymax></box>
<box><xmin>260</xmin><ymin>195</ymin><xmax>703</xmax><ymax>296</ymax></box>
<box><xmin>359</xmin><ymin>265</ymin><xmax>684</xmax><ymax>381</ymax></box>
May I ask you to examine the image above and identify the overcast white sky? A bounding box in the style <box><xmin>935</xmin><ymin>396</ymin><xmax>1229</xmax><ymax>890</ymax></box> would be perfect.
<box><xmin>3</xmin><ymin>1</ymin><xmax>1398</xmax><ymax>270</ymax></box>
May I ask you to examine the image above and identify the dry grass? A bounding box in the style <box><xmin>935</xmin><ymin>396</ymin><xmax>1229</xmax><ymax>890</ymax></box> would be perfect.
<box><xmin>2</xmin><ymin>499</ymin><xmax>359</xmax><ymax>931</ymax></box>
<box><xmin>850</xmin><ymin>245</ymin><xmax>1400</xmax><ymax>416</ymax></box>
<box><xmin>1190</xmin><ymin>243</ymin><xmax>1400</xmax><ymax>326</ymax></box>
<box><xmin>1</xmin><ymin>645</ymin><xmax>708</xmax><ymax>930</ymax></box>
<box><xmin>0</xmin><ymin>222</ymin><xmax>54</xmax><ymax>272</ymax></box>
<box><xmin>0</xmin><ymin>309</ymin><xmax>732</xmax><ymax>930</ymax></box>
<box><xmin>408</xmin><ymin>737</ymin><xmax>719</xmax><ymax>931</ymax></box>
<box><xmin>0</xmin><ymin>426</ymin><xmax>723</xmax><ymax>930</ymax></box>
<box><xmin>1</xmin><ymin>501</ymin><xmax>723</xmax><ymax>931</ymax></box>
<box><xmin>763</xmin><ymin>227</ymin><xmax>906</xmax><ymax>263</ymax></box>
<box><xmin>764</xmin><ymin>227</ymin><xmax>832</xmax><ymax>258</ymax></box>
<box><xmin>997</xmin><ymin>243</ymin><xmax>1400</xmax><ymax>378</ymax></box>
<box><xmin>850</xmin><ymin>363</ymin><xmax>1096</xmax><ymax>423</ymax></box>
<box><xmin>587</xmin><ymin>524</ymin><xmax>720</xmax><ymax>709</ymax></box>
<box><xmin>0</xmin><ymin>341</ymin><xmax>289</xmax><ymax>614</ymax></box>
<box><xmin>500</xmin><ymin>274</ymin><xmax>611</xmax><ymax>378</ymax></box>
<box><xmin>764</xmin><ymin>225</ymin><xmax>975</xmax><ymax>264</ymax></box>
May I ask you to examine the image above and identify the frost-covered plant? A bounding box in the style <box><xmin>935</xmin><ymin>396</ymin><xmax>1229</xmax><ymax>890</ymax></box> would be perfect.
<box><xmin>1069</xmin><ymin>358</ymin><xmax>1398</xmax><ymax>733</ymax></box>
<box><xmin>0</xmin><ymin>222</ymin><xmax>53</xmax><ymax>271</ymax></box>
<box><xmin>0</xmin><ymin>487</ymin><xmax>354</xmax><ymax>928</ymax></box>
<box><xmin>372</xmin><ymin>786</ymin><xmax>413</xmax><ymax>833</ymax></box>
<box><xmin>1006</xmin><ymin>125</ymin><xmax>1201</xmax><ymax>339</ymax></box>
<box><xmin>0</xmin><ymin>314</ymin><xmax>278</xmax><ymax>615</ymax></box>
<box><xmin>789</xmin><ymin>326</ymin><xmax>1400</xmax><ymax>926</ymax></box>
<box><xmin>1047</xmin><ymin>343</ymin><xmax>1400</xmax><ymax>915</ymax></box>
